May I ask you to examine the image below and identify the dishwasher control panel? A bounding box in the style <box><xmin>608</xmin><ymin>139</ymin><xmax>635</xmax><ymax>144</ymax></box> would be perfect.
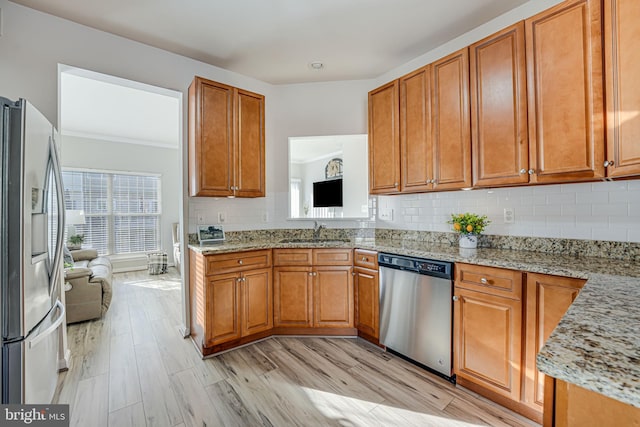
<box><xmin>378</xmin><ymin>253</ymin><xmax>453</xmax><ymax>280</ymax></box>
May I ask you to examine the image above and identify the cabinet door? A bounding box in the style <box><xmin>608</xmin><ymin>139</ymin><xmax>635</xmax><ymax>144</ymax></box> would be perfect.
<box><xmin>206</xmin><ymin>273</ymin><xmax>241</xmax><ymax>346</ymax></box>
<box><xmin>431</xmin><ymin>48</ymin><xmax>472</xmax><ymax>190</ymax></box>
<box><xmin>354</xmin><ymin>267</ymin><xmax>379</xmax><ymax>339</ymax></box>
<box><xmin>471</xmin><ymin>22</ymin><xmax>529</xmax><ymax>187</ymax></box>
<box><xmin>273</xmin><ymin>267</ymin><xmax>313</xmax><ymax>327</ymax></box>
<box><xmin>604</xmin><ymin>0</ymin><xmax>640</xmax><ymax>178</ymax></box>
<box><xmin>523</xmin><ymin>273</ymin><xmax>585</xmax><ymax>412</ymax></box>
<box><xmin>454</xmin><ymin>287</ymin><xmax>522</xmax><ymax>401</ymax></box>
<box><xmin>235</xmin><ymin>88</ymin><xmax>265</xmax><ymax>197</ymax></box>
<box><xmin>368</xmin><ymin>80</ymin><xmax>401</xmax><ymax>194</ymax></box>
<box><xmin>241</xmin><ymin>268</ymin><xmax>273</xmax><ymax>337</ymax></box>
<box><xmin>188</xmin><ymin>78</ymin><xmax>234</xmax><ymax>197</ymax></box>
<box><xmin>526</xmin><ymin>0</ymin><xmax>605</xmax><ymax>183</ymax></box>
<box><xmin>400</xmin><ymin>65</ymin><xmax>433</xmax><ymax>192</ymax></box>
<box><xmin>314</xmin><ymin>267</ymin><xmax>354</xmax><ymax>328</ymax></box>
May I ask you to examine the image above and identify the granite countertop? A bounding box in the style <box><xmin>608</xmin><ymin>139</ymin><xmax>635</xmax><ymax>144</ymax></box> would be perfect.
<box><xmin>188</xmin><ymin>237</ymin><xmax>640</xmax><ymax>408</ymax></box>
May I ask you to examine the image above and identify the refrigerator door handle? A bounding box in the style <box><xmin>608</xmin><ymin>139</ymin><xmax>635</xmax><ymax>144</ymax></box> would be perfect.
<box><xmin>49</xmin><ymin>135</ymin><xmax>65</xmax><ymax>288</ymax></box>
<box><xmin>28</xmin><ymin>300</ymin><xmax>65</xmax><ymax>349</ymax></box>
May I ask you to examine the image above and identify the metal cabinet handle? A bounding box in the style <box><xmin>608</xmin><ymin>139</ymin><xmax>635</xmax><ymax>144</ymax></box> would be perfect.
<box><xmin>480</xmin><ymin>277</ymin><xmax>488</xmax><ymax>284</ymax></box>
<box><xmin>238</xmin><ymin>260</ymin><xmax>243</xmax><ymax>264</ymax></box>
<box><xmin>528</xmin><ymin>169</ymin><xmax>535</xmax><ymax>175</ymax></box>
<box><xmin>519</xmin><ymin>168</ymin><xmax>527</xmax><ymax>174</ymax></box>
<box><xmin>452</xmin><ymin>296</ymin><xmax>459</xmax><ymax>302</ymax></box>
<box><xmin>604</xmin><ymin>160</ymin><xmax>615</xmax><ymax>167</ymax></box>
<box><xmin>394</xmin><ymin>182</ymin><xmax>399</xmax><ymax>187</ymax></box>
<box><xmin>362</xmin><ymin>257</ymin><xmax>367</xmax><ymax>262</ymax></box>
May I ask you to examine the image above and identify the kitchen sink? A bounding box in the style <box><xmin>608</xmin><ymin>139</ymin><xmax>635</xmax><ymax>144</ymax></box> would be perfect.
<box><xmin>278</xmin><ymin>238</ymin><xmax>350</xmax><ymax>244</ymax></box>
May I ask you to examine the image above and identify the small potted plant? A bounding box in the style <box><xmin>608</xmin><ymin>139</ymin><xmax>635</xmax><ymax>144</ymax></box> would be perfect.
<box><xmin>448</xmin><ymin>213</ymin><xmax>490</xmax><ymax>249</ymax></box>
<box><xmin>67</xmin><ymin>234</ymin><xmax>84</xmax><ymax>250</ymax></box>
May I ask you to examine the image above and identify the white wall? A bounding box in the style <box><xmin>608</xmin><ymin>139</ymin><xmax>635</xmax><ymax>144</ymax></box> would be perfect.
<box><xmin>60</xmin><ymin>135</ymin><xmax>181</xmax><ymax>265</ymax></box>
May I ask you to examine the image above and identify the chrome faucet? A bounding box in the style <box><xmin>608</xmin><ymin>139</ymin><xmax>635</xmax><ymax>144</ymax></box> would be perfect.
<box><xmin>313</xmin><ymin>221</ymin><xmax>326</xmax><ymax>240</ymax></box>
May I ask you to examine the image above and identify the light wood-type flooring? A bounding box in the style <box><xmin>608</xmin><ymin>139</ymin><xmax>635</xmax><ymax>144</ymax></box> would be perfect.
<box><xmin>53</xmin><ymin>268</ymin><xmax>538</xmax><ymax>427</ymax></box>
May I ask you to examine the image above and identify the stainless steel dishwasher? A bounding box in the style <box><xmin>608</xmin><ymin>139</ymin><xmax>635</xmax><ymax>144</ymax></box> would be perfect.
<box><xmin>378</xmin><ymin>252</ymin><xmax>454</xmax><ymax>382</ymax></box>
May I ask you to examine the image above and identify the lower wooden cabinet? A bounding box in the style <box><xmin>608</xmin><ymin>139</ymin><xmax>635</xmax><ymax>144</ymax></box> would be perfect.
<box><xmin>354</xmin><ymin>267</ymin><xmax>379</xmax><ymax>339</ymax></box>
<box><xmin>354</xmin><ymin>249</ymin><xmax>380</xmax><ymax>341</ymax></box>
<box><xmin>453</xmin><ymin>286</ymin><xmax>523</xmax><ymax>401</ymax></box>
<box><xmin>207</xmin><ymin>272</ymin><xmax>242</xmax><ymax>346</ymax></box>
<box><xmin>454</xmin><ymin>264</ymin><xmax>587</xmax><ymax>423</ymax></box>
<box><xmin>551</xmin><ymin>378</ymin><xmax>640</xmax><ymax>427</ymax></box>
<box><xmin>273</xmin><ymin>267</ymin><xmax>313</xmax><ymax>327</ymax></box>
<box><xmin>273</xmin><ymin>249</ymin><xmax>354</xmax><ymax>330</ymax></box>
<box><xmin>523</xmin><ymin>273</ymin><xmax>586</xmax><ymax>413</ymax></box>
<box><xmin>189</xmin><ymin>249</ymin><xmax>273</xmax><ymax>352</ymax></box>
<box><xmin>242</xmin><ymin>268</ymin><xmax>273</xmax><ymax>336</ymax></box>
<box><xmin>314</xmin><ymin>267</ymin><xmax>354</xmax><ymax>327</ymax></box>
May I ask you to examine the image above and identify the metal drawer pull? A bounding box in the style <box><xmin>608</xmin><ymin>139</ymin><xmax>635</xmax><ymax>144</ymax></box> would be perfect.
<box><xmin>238</xmin><ymin>260</ymin><xmax>243</xmax><ymax>264</ymax></box>
<box><xmin>480</xmin><ymin>277</ymin><xmax>488</xmax><ymax>284</ymax></box>
<box><xmin>452</xmin><ymin>296</ymin><xmax>459</xmax><ymax>302</ymax></box>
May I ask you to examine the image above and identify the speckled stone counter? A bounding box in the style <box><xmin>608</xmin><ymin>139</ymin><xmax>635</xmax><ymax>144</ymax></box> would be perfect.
<box><xmin>188</xmin><ymin>235</ymin><xmax>640</xmax><ymax>408</ymax></box>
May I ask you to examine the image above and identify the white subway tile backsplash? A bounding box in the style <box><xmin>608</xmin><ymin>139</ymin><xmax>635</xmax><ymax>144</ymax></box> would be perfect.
<box><xmin>534</xmin><ymin>184</ymin><xmax>562</xmax><ymax>194</ymax></box>
<box><xmin>533</xmin><ymin>204</ymin><xmax>562</xmax><ymax>216</ymax></box>
<box><xmin>592</xmin><ymin>227</ymin><xmax>627</xmax><ymax>242</ymax></box>
<box><xmin>374</xmin><ymin>180</ymin><xmax>640</xmax><ymax>243</ymax></box>
<box><xmin>592</xmin><ymin>203</ymin><xmax>629</xmax><ymax>216</ymax></box>
<box><xmin>560</xmin><ymin>227</ymin><xmax>592</xmax><ymax>240</ymax></box>
<box><xmin>547</xmin><ymin>193</ymin><xmax>575</xmax><ymax>205</ymax></box>
<box><xmin>576</xmin><ymin>191</ymin><xmax>609</xmax><ymax>204</ymax></box>
<box><xmin>628</xmin><ymin>180</ymin><xmax>640</xmax><ymax>190</ymax></box>
<box><xmin>608</xmin><ymin>190</ymin><xmax>631</xmax><ymax>203</ymax></box>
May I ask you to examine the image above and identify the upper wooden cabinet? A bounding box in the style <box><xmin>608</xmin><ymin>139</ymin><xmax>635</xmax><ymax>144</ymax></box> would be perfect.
<box><xmin>525</xmin><ymin>0</ymin><xmax>605</xmax><ymax>183</ymax></box>
<box><xmin>188</xmin><ymin>76</ymin><xmax>265</xmax><ymax>197</ymax></box>
<box><xmin>400</xmin><ymin>65</ymin><xmax>434</xmax><ymax>192</ymax></box>
<box><xmin>369</xmin><ymin>80</ymin><xmax>401</xmax><ymax>194</ymax></box>
<box><xmin>470</xmin><ymin>22</ymin><xmax>529</xmax><ymax>187</ymax></box>
<box><xmin>603</xmin><ymin>0</ymin><xmax>640</xmax><ymax>178</ymax></box>
<box><xmin>431</xmin><ymin>48</ymin><xmax>472</xmax><ymax>190</ymax></box>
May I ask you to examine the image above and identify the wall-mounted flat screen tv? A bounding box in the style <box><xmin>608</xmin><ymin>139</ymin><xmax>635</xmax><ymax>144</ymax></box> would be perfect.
<box><xmin>313</xmin><ymin>178</ymin><xmax>343</xmax><ymax>207</ymax></box>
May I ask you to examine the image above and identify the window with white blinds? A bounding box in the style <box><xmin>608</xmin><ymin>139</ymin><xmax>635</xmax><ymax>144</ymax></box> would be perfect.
<box><xmin>62</xmin><ymin>170</ymin><xmax>161</xmax><ymax>255</ymax></box>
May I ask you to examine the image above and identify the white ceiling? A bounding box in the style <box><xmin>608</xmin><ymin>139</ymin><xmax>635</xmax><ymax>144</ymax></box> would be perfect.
<box><xmin>11</xmin><ymin>0</ymin><xmax>530</xmax><ymax>84</ymax></box>
<box><xmin>60</xmin><ymin>66</ymin><xmax>180</xmax><ymax>147</ymax></box>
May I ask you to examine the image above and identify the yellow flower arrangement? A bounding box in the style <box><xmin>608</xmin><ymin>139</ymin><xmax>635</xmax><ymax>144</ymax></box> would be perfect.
<box><xmin>448</xmin><ymin>213</ymin><xmax>490</xmax><ymax>235</ymax></box>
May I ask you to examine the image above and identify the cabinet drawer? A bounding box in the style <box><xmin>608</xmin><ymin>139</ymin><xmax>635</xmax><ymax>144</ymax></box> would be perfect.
<box><xmin>455</xmin><ymin>263</ymin><xmax>522</xmax><ymax>300</ymax></box>
<box><xmin>206</xmin><ymin>250</ymin><xmax>272</xmax><ymax>275</ymax></box>
<box><xmin>273</xmin><ymin>249</ymin><xmax>313</xmax><ymax>266</ymax></box>
<box><xmin>313</xmin><ymin>249</ymin><xmax>353</xmax><ymax>266</ymax></box>
<box><xmin>354</xmin><ymin>249</ymin><xmax>378</xmax><ymax>269</ymax></box>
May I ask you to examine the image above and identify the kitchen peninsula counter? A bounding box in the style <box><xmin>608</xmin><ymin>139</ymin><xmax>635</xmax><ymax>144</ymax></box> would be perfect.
<box><xmin>189</xmin><ymin>237</ymin><xmax>640</xmax><ymax>408</ymax></box>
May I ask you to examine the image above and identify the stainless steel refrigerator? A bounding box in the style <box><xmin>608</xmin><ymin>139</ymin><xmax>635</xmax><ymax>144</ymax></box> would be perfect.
<box><xmin>1</xmin><ymin>97</ymin><xmax>66</xmax><ymax>404</ymax></box>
